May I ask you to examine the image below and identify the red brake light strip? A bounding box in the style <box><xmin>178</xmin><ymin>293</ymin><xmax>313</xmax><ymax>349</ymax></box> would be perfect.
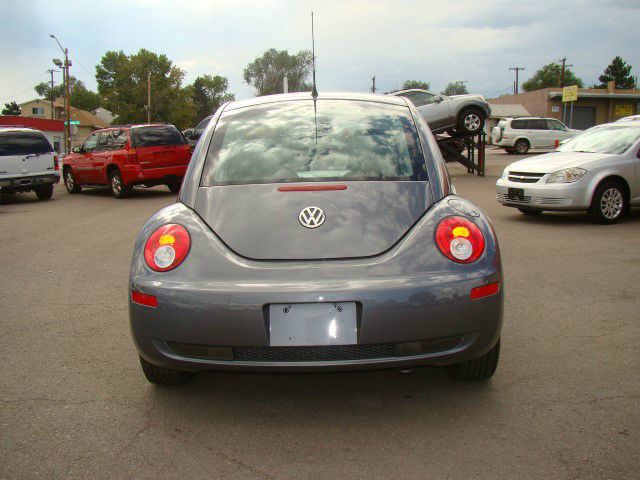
<box><xmin>277</xmin><ymin>184</ymin><xmax>347</xmax><ymax>192</ymax></box>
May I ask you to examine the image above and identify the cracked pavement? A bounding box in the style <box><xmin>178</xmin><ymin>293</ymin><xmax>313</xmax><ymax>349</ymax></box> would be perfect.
<box><xmin>0</xmin><ymin>150</ymin><xmax>638</xmax><ymax>479</ymax></box>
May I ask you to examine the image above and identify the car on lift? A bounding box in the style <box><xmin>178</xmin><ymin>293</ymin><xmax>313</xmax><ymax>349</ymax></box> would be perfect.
<box><xmin>62</xmin><ymin>123</ymin><xmax>191</xmax><ymax>198</ymax></box>
<box><xmin>496</xmin><ymin>121</ymin><xmax>640</xmax><ymax>223</ymax></box>
<box><xmin>0</xmin><ymin>127</ymin><xmax>59</xmax><ymax>203</ymax></box>
<box><xmin>129</xmin><ymin>92</ymin><xmax>503</xmax><ymax>385</ymax></box>
<box><xmin>389</xmin><ymin>89</ymin><xmax>491</xmax><ymax>136</ymax></box>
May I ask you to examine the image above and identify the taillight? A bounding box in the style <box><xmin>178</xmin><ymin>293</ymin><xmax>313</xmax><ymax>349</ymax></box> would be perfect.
<box><xmin>126</xmin><ymin>148</ymin><xmax>138</xmax><ymax>162</ymax></box>
<box><xmin>54</xmin><ymin>155</ymin><xmax>59</xmax><ymax>170</ymax></box>
<box><xmin>144</xmin><ymin>224</ymin><xmax>191</xmax><ymax>272</ymax></box>
<box><xmin>435</xmin><ymin>216</ymin><xmax>485</xmax><ymax>263</ymax></box>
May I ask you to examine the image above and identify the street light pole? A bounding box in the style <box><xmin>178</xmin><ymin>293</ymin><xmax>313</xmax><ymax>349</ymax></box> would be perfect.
<box><xmin>50</xmin><ymin>35</ymin><xmax>72</xmax><ymax>154</ymax></box>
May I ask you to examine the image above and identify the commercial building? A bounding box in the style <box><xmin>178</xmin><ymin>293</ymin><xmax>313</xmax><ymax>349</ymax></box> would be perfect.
<box><xmin>18</xmin><ymin>99</ymin><xmax>109</xmax><ymax>148</ymax></box>
<box><xmin>488</xmin><ymin>81</ymin><xmax>640</xmax><ymax>130</ymax></box>
<box><xmin>0</xmin><ymin>115</ymin><xmax>65</xmax><ymax>152</ymax></box>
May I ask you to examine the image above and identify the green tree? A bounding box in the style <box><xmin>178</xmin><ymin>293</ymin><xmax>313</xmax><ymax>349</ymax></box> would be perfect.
<box><xmin>598</xmin><ymin>56</ymin><xmax>635</xmax><ymax>89</ymax></box>
<box><xmin>190</xmin><ymin>75</ymin><xmax>235</xmax><ymax>120</ymax></box>
<box><xmin>34</xmin><ymin>76</ymin><xmax>101</xmax><ymax>111</ymax></box>
<box><xmin>96</xmin><ymin>48</ymin><xmax>196</xmax><ymax>129</ymax></box>
<box><xmin>522</xmin><ymin>63</ymin><xmax>583</xmax><ymax>92</ymax></box>
<box><xmin>243</xmin><ymin>48</ymin><xmax>313</xmax><ymax>96</ymax></box>
<box><xmin>402</xmin><ymin>80</ymin><xmax>430</xmax><ymax>90</ymax></box>
<box><xmin>442</xmin><ymin>81</ymin><xmax>469</xmax><ymax>95</ymax></box>
<box><xmin>2</xmin><ymin>101</ymin><xmax>21</xmax><ymax>115</ymax></box>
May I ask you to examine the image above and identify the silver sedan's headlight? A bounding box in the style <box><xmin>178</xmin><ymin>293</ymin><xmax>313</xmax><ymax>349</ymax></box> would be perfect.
<box><xmin>546</xmin><ymin>167</ymin><xmax>586</xmax><ymax>184</ymax></box>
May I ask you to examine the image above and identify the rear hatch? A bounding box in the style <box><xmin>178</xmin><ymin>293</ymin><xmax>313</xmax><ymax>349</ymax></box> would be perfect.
<box><xmin>0</xmin><ymin>130</ymin><xmax>54</xmax><ymax>177</ymax></box>
<box><xmin>131</xmin><ymin>125</ymin><xmax>191</xmax><ymax>168</ymax></box>
<box><xmin>193</xmin><ymin>98</ymin><xmax>433</xmax><ymax>260</ymax></box>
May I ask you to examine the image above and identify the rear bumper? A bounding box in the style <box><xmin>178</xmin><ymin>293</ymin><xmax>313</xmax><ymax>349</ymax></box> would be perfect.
<box><xmin>0</xmin><ymin>173</ymin><xmax>60</xmax><ymax>191</ymax></box>
<box><xmin>130</xmin><ymin>274</ymin><xmax>503</xmax><ymax>373</ymax></box>
<box><xmin>120</xmin><ymin>164</ymin><xmax>188</xmax><ymax>186</ymax></box>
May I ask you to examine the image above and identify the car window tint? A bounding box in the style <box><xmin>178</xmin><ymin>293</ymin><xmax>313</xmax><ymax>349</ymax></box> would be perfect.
<box><xmin>110</xmin><ymin>130</ymin><xmax>127</xmax><ymax>149</ymax></box>
<box><xmin>511</xmin><ymin>119</ymin><xmax>525</xmax><ymax>129</ymax></box>
<box><xmin>0</xmin><ymin>131</ymin><xmax>52</xmax><ymax>156</ymax></box>
<box><xmin>558</xmin><ymin>125</ymin><xmax>640</xmax><ymax>155</ymax></box>
<box><xmin>404</xmin><ymin>92</ymin><xmax>433</xmax><ymax>107</ymax></box>
<box><xmin>96</xmin><ymin>132</ymin><xmax>108</xmax><ymax>150</ymax></box>
<box><xmin>547</xmin><ymin>120</ymin><xmax>565</xmax><ymax>131</ymax></box>
<box><xmin>83</xmin><ymin>134</ymin><xmax>99</xmax><ymax>152</ymax></box>
<box><xmin>528</xmin><ymin>120</ymin><xmax>548</xmax><ymax>130</ymax></box>
<box><xmin>201</xmin><ymin>99</ymin><xmax>428</xmax><ymax>186</ymax></box>
<box><xmin>132</xmin><ymin>125</ymin><xmax>186</xmax><ymax>147</ymax></box>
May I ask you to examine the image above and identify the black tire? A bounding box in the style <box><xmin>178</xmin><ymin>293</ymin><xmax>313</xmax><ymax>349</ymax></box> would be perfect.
<box><xmin>589</xmin><ymin>179</ymin><xmax>626</xmax><ymax>224</ymax></box>
<box><xmin>109</xmin><ymin>169</ymin><xmax>132</xmax><ymax>199</ymax></box>
<box><xmin>139</xmin><ymin>356</ymin><xmax>194</xmax><ymax>385</ymax></box>
<box><xmin>166</xmin><ymin>178</ymin><xmax>181</xmax><ymax>193</ymax></box>
<box><xmin>0</xmin><ymin>191</ymin><xmax>12</xmax><ymax>204</ymax></box>
<box><xmin>35</xmin><ymin>184</ymin><xmax>54</xmax><ymax>200</ymax></box>
<box><xmin>504</xmin><ymin>148</ymin><xmax>516</xmax><ymax>155</ymax></box>
<box><xmin>518</xmin><ymin>207</ymin><xmax>542</xmax><ymax>215</ymax></box>
<box><xmin>64</xmin><ymin>168</ymin><xmax>82</xmax><ymax>194</ymax></box>
<box><xmin>447</xmin><ymin>339</ymin><xmax>500</xmax><ymax>381</ymax></box>
<box><xmin>457</xmin><ymin>107</ymin><xmax>485</xmax><ymax>135</ymax></box>
<box><xmin>514</xmin><ymin>139</ymin><xmax>529</xmax><ymax>154</ymax></box>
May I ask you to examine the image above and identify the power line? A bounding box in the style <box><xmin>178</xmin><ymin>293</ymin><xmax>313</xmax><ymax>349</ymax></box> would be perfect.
<box><xmin>0</xmin><ymin>71</ymin><xmax>50</xmax><ymax>89</ymax></box>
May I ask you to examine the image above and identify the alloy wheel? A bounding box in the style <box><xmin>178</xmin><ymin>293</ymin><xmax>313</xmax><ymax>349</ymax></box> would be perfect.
<box><xmin>600</xmin><ymin>187</ymin><xmax>623</xmax><ymax>220</ymax></box>
<box><xmin>65</xmin><ymin>172</ymin><xmax>74</xmax><ymax>190</ymax></box>
<box><xmin>111</xmin><ymin>175</ymin><xmax>122</xmax><ymax>195</ymax></box>
<box><xmin>464</xmin><ymin>113</ymin><xmax>481</xmax><ymax>132</ymax></box>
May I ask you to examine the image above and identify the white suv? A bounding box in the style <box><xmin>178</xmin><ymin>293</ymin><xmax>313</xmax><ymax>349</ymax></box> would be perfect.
<box><xmin>492</xmin><ymin>117</ymin><xmax>581</xmax><ymax>154</ymax></box>
<box><xmin>0</xmin><ymin>127</ymin><xmax>60</xmax><ymax>203</ymax></box>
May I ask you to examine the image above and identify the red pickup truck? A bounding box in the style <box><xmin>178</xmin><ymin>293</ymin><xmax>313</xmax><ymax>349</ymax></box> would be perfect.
<box><xmin>62</xmin><ymin>123</ymin><xmax>191</xmax><ymax>198</ymax></box>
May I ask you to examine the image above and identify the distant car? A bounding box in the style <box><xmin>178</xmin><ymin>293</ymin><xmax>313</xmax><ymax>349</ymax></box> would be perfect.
<box><xmin>389</xmin><ymin>89</ymin><xmax>491</xmax><ymax>135</ymax></box>
<box><xmin>0</xmin><ymin>127</ymin><xmax>59</xmax><ymax>203</ymax></box>
<box><xmin>496</xmin><ymin>121</ymin><xmax>640</xmax><ymax>223</ymax></box>
<box><xmin>492</xmin><ymin>117</ymin><xmax>581</xmax><ymax>154</ymax></box>
<box><xmin>63</xmin><ymin>123</ymin><xmax>191</xmax><ymax>199</ymax></box>
<box><xmin>184</xmin><ymin>115</ymin><xmax>213</xmax><ymax>146</ymax></box>
<box><xmin>129</xmin><ymin>92</ymin><xmax>503</xmax><ymax>385</ymax></box>
<box><xmin>616</xmin><ymin>114</ymin><xmax>640</xmax><ymax>122</ymax></box>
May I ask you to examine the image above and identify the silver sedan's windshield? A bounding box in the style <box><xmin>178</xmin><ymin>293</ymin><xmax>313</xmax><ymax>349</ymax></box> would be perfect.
<box><xmin>558</xmin><ymin>125</ymin><xmax>640</xmax><ymax>155</ymax></box>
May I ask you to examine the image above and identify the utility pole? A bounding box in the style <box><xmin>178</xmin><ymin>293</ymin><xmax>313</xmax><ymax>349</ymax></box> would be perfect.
<box><xmin>509</xmin><ymin>67</ymin><xmax>525</xmax><ymax>94</ymax></box>
<box><xmin>46</xmin><ymin>69</ymin><xmax>56</xmax><ymax>118</ymax></box>
<box><xmin>50</xmin><ymin>35</ymin><xmax>72</xmax><ymax>153</ymax></box>
<box><xmin>147</xmin><ymin>72</ymin><xmax>151</xmax><ymax>123</ymax></box>
<box><xmin>371</xmin><ymin>76</ymin><xmax>376</xmax><ymax>93</ymax></box>
<box><xmin>558</xmin><ymin>57</ymin><xmax>572</xmax><ymax>87</ymax></box>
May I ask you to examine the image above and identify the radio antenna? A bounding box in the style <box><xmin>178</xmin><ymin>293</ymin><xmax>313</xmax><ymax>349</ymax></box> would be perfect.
<box><xmin>311</xmin><ymin>11</ymin><xmax>318</xmax><ymax>98</ymax></box>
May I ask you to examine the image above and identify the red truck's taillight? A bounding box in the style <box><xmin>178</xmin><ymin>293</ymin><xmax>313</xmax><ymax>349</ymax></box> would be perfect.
<box><xmin>54</xmin><ymin>155</ymin><xmax>59</xmax><ymax>170</ymax></box>
<box><xmin>126</xmin><ymin>148</ymin><xmax>138</xmax><ymax>162</ymax></box>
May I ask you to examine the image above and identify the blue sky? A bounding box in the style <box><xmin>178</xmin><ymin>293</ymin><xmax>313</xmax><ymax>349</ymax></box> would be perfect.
<box><xmin>1</xmin><ymin>0</ymin><xmax>638</xmax><ymax>107</ymax></box>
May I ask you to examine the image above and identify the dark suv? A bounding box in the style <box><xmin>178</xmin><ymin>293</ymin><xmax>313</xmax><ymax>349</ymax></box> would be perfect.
<box><xmin>62</xmin><ymin>124</ymin><xmax>191</xmax><ymax>198</ymax></box>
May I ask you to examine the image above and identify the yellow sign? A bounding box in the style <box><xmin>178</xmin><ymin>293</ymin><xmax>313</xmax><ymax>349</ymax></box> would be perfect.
<box><xmin>562</xmin><ymin>85</ymin><xmax>578</xmax><ymax>102</ymax></box>
<box><xmin>615</xmin><ymin>104</ymin><xmax>634</xmax><ymax>117</ymax></box>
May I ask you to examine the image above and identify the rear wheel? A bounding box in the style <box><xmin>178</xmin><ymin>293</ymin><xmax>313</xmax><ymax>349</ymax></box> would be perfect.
<box><xmin>518</xmin><ymin>208</ymin><xmax>542</xmax><ymax>215</ymax></box>
<box><xmin>447</xmin><ymin>339</ymin><xmax>500</xmax><ymax>381</ymax></box>
<box><xmin>109</xmin><ymin>169</ymin><xmax>132</xmax><ymax>199</ymax></box>
<box><xmin>504</xmin><ymin>148</ymin><xmax>516</xmax><ymax>154</ymax></box>
<box><xmin>0</xmin><ymin>191</ymin><xmax>12</xmax><ymax>204</ymax></box>
<box><xmin>166</xmin><ymin>178</ymin><xmax>181</xmax><ymax>193</ymax></box>
<box><xmin>139</xmin><ymin>356</ymin><xmax>194</xmax><ymax>385</ymax></box>
<box><xmin>457</xmin><ymin>107</ymin><xmax>485</xmax><ymax>135</ymax></box>
<box><xmin>589</xmin><ymin>180</ymin><xmax>626</xmax><ymax>224</ymax></box>
<box><xmin>35</xmin><ymin>184</ymin><xmax>54</xmax><ymax>200</ymax></box>
<box><xmin>64</xmin><ymin>169</ymin><xmax>82</xmax><ymax>194</ymax></box>
<box><xmin>514</xmin><ymin>139</ymin><xmax>529</xmax><ymax>154</ymax></box>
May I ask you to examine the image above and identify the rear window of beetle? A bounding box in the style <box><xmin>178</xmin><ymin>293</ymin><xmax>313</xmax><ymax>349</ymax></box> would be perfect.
<box><xmin>0</xmin><ymin>131</ymin><xmax>52</xmax><ymax>156</ymax></box>
<box><xmin>132</xmin><ymin>126</ymin><xmax>186</xmax><ymax>147</ymax></box>
<box><xmin>200</xmin><ymin>99</ymin><xmax>427</xmax><ymax>186</ymax></box>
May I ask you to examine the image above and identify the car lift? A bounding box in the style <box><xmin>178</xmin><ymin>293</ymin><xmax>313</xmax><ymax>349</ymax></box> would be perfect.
<box><xmin>435</xmin><ymin>131</ymin><xmax>486</xmax><ymax>177</ymax></box>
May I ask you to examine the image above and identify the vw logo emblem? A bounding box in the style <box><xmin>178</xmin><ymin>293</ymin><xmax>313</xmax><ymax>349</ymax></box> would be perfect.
<box><xmin>299</xmin><ymin>206</ymin><xmax>325</xmax><ymax>229</ymax></box>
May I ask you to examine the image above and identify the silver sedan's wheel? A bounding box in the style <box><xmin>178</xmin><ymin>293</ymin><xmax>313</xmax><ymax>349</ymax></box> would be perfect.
<box><xmin>590</xmin><ymin>180</ymin><xmax>626</xmax><ymax>224</ymax></box>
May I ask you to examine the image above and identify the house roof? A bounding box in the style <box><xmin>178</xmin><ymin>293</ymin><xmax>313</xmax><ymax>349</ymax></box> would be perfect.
<box><xmin>487</xmin><ymin>103</ymin><xmax>530</xmax><ymax>118</ymax></box>
<box><xmin>19</xmin><ymin>98</ymin><xmax>109</xmax><ymax>128</ymax></box>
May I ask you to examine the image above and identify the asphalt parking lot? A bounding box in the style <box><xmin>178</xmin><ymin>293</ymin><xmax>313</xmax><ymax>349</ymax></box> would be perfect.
<box><xmin>1</xmin><ymin>149</ymin><xmax>638</xmax><ymax>480</ymax></box>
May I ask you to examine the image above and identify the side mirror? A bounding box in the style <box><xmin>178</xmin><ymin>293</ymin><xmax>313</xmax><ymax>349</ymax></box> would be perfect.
<box><xmin>434</xmin><ymin>95</ymin><xmax>443</xmax><ymax>103</ymax></box>
<box><xmin>72</xmin><ymin>146</ymin><xmax>81</xmax><ymax>153</ymax></box>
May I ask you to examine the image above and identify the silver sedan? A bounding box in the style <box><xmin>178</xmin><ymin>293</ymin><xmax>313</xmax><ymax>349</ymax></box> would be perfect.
<box><xmin>496</xmin><ymin>121</ymin><xmax>640</xmax><ymax>223</ymax></box>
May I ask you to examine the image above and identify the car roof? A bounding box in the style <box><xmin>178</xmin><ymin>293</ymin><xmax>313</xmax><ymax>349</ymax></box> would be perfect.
<box><xmin>0</xmin><ymin>126</ymin><xmax>43</xmax><ymax>133</ymax></box>
<box><xmin>224</xmin><ymin>91</ymin><xmax>409</xmax><ymax>111</ymax></box>
<box><xmin>388</xmin><ymin>89</ymin><xmax>433</xmax><ymax>95</ymax></box>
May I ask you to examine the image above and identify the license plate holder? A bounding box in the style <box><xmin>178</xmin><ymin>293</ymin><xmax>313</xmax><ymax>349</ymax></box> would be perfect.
<box><xmin>508</xmin><ymin>187</ymin><xmax>525</xmax><ymax>200</ymax></box>
<box><xmin>269</xmin><ymin>303</ymin><xmax>357</xmax><ymax>347</ymax></box>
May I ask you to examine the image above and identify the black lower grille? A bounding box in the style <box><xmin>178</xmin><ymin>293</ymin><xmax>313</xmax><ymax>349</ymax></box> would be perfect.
<box><xmin>233</xmin><ymin>344</ymin><xmax>396</xmax><ymax>362</ymax></box>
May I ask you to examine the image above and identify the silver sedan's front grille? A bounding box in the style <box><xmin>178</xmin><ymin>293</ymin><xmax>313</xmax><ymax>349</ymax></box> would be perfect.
<box><xmin>507</xmin><ymin>171</ymin><xmax>546</xmax><ymax>183</ymax></box>
<box><xmin>497</xmin><ymin>193</ymin><xmax>531</xmax><ymax>204</ymax></box>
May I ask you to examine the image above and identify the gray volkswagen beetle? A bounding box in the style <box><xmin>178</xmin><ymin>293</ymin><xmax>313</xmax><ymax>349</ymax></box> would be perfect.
<box><xmin>129</xmin><ymin>92</ymin><xmax>503</xmax><ymax>385</ymax></box>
